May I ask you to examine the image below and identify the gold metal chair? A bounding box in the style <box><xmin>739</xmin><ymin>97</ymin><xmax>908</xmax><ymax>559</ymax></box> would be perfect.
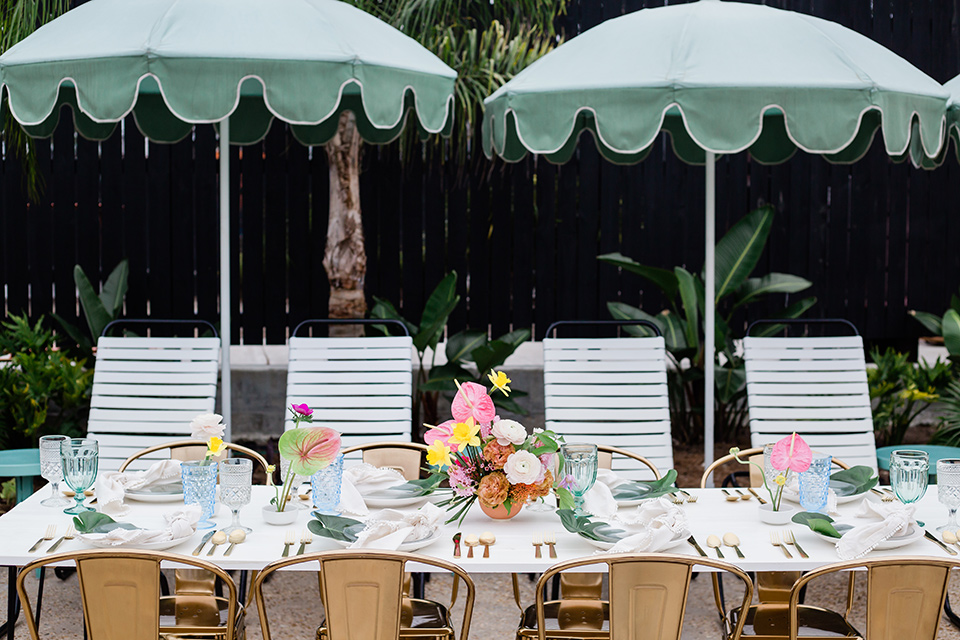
<box><xmin>119</xmin><ymin>439</ymin><xmax>274</xmax><ymax>485</ymax></box>
<box><xmin>700</xmin><ymin>448</ymin><xmax>850</xmax><ymax>489</ymax></box>
<box><xmin>515</xmin><ymin>553</ymin><xmax>754</xmax><ymax>640</ymax></box>
<box><xmin>597</xmin><ymin>445</ymin><xmax>661</xmax><ymax>479</ymax></box>
<box><xmin>340</xmin><ymin>442</ymin><xmax>429</xmax><ymax>481</ymax></box>
<box><xmin>788</xmin><ymin>557</ymin><xmax>960</xmax><ymax>640</ymax></box>
<box><xmin>16</xmin><ymin>549</ymin><xmax>244</xmax><ymax>640</ymax></box>
<box><xmin>253</xmin><ymin>549</ymin><xmax>475</xmax><ymax>640</ymax></box>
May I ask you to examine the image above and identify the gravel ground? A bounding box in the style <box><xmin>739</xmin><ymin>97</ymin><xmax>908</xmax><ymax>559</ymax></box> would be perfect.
<box><xmin>5</xmin><ymin>565</ymin><xmax>960</xmax><ymax>640</ymax></box>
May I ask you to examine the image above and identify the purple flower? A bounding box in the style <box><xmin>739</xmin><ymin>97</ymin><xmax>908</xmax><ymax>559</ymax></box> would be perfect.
<box><xmin>558</xmin><ymin>474</ymin><xmax>576</xmax><ymax>490</ymax></box>
<box><xmin>291</xmin><ymin>403</ymin><xmax>314</xmax><ymax>417</ymax></box>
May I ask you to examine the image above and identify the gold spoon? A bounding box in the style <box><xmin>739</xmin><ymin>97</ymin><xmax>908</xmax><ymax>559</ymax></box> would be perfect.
<box><xmin>734</xmin><ymin>489</ymin><xmax>751</xmax><ymax>501</ymax></box>
<box><xmin>223</xmin><ymin>530</ymin><xmax>246</xmax><ymax>556</ymax></box>
<box><xmin>207</xmin><ymin>530</ymin><xmax>227</xmax><ymax>556</ymax></box>
<box><xmin>723</xmin><ymin>532</ymin><xmax>745</xmax><ymax>558</ymax></box>
<box><xmin>479</xmin><ymin>531</ymin><xmax>496</xmax><ymax>558</ymax></box>
<box><xmin>463</xmin><ymin>534</ymin><xmax>479</xmax><ymax>558</ymax></box>
<box><xmin>706</xmin><ymin>534</ymin><xmax>725</xmax><ymax>558</ymax></box>
<box><xmin>720</xmin><ymin>489</ymin><xmax>740</xmax><ymax>502</ymax></box>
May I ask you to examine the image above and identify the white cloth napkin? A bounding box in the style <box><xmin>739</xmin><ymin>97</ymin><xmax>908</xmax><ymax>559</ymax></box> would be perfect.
<box><xmin>835</xmin><ymin>499</ymin><xmax>916</xmax><ymax>560</ymax></box>
<box><xmin>604</xmin><ymin>497</ymin><xmax>690</xmax><ymax>553</ymax></box>
<box><xmin>78</xmin><ymin>504</ymin><xmax>201</xmax><ymax>547</ymax></box>
<box><xmin>338</xmin><ymin>463</ymin><xmax>407</xmax><ymax>516</ymax></box>
<box><xmin>582</xmin><ymin>469</ymin><xmax>630</xmax><ymax>518</ymax></box>
<box><xmin>96</xmin><ymin>459</ymin><xmax>183</xmax><ymax>517</ymax></box>
<box><xmin>348</xmin><ymin>503</ymin><xmax>443</xmax><ymax>550</ymax></box>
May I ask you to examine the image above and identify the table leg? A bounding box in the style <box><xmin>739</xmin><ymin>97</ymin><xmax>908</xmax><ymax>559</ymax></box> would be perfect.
<box><xmin>1</xmin><ymin>566</ymin><xmax>19</xmax><ymax>640</ymax></box>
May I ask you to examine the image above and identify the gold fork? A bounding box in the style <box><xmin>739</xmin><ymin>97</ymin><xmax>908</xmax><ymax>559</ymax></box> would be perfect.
<box><xmin>679</xmin><ymin>489</ymin><xmax>699</xmax><ymax>503</ymax></box>
<box><xmin>532</xmin><ymin>534</ymin><xmax>542</xmax><ymax>558</ymax></box>
<box><xmin>47</xmin><ymin>524</ymin><xmax>76</xmax><ymax>553</ymax></box>
<box><xmin>782</xmin><ymin>530</ymin><xmax>808</xmax><ymax>558</ymax></box>
<box><xmin>770</xmin><ymin>531</ymin><xmax>792</xmax><ymax>558</ymax></box>
<box><xmin>282</xmin><ymin>530</ymin><xmax>297</xmax><ymax>557</ymax></box>
<box><xmin>29</xmin><ymin>525</ymin><xmax>56</xmax><ymax>553</ymax></box>
<box><xmin>871</xmin><ymin>488</ymin><xmax>895</xmax><ymax>502</ymax></box>
<box><xmin>297</xmin><ymin>529</ymin><xmax>313</xmax><ymax>556</ymax></box>
<box><xmin>669</xmin><ymin>492</ymin><xmax>685</xmax><ymax>504</ymax></box>
<box><xmin>544</xmin><ymin>532</ymin><xmax>557</xmax><ymax>558</ymax></box>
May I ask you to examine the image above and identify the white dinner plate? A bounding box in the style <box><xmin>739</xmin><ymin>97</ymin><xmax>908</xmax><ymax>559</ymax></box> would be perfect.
<box><xmin>362</xmin><ymin>492</ymin><xmax>430</xmax><ymax>508</ymax></box>
<box><xmin>79</xmin><ymin>530</ymin><xmax>196</xmax><ymax>551</ymax></box>
<box><xmin>331</xmin><ymin>530</ymin><xmax>443</xmax><ymax>552</ymax></box>
<box><xmin>125</xmin><ymin>485</ymin><xmax>185</xmax><ymax>503</ymax></box>
<box><xmin>811</xmin><ymin>522</ymin><xmax>924</xmax><ymax>549</ymax></box>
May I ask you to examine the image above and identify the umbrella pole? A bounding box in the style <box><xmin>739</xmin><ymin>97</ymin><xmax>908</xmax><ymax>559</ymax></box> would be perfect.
<box><xmin>220</xmin><ymin>117</ymin><xmax>232</xmax><ymax>437</ymax></box>
<box><xmin>704</xmin><ymin>151</ymin><xmax>716</xmax><ymax>476</ymax></box>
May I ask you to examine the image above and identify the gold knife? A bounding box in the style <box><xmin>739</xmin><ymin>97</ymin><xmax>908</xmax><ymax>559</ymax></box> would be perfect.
<box><xmin>686</xmin><ymin>535</ymin><xmax>707</xmax><ymax>557</ymax></box>
<box><xmin>747</xmin><ymin>487</ymin><xmax>767</xmax><ymax>505</ymax></box>
<box><xmin>192</xmin><ymin>530</ymin><xmax>217</xmax><ymax>556</ymax></box>
<box><xmin>924</xmin><ymin>530</ymin><xmax>958</xmax><ymax>556</ymax></box>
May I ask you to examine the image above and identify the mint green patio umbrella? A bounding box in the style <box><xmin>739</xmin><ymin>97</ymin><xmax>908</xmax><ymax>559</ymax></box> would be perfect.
<box><xmin>0</xmin><ymin>0</ymin><xmax>456</xmax><ymax>430</ymax></box>
<box><xmin>482</xmin><ymin>0</ymin><xmax>948</xmax><ymax>469</ymax></box>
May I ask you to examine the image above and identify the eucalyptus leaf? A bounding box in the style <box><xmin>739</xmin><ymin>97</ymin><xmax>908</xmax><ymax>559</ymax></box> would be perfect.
<box><xmin>308</xmin><ymin>513</ymin><xmax>366</xmax><ymax>542</ymax></box>
<box><xmin>829</xmin><ymin>465</ymin><xmax>878</xmax><ymax>496</ymax></box>
<box><xmin>791</xmin><ymin>511</ymin><xmax>842</xmax><ymax>538</ymax></box>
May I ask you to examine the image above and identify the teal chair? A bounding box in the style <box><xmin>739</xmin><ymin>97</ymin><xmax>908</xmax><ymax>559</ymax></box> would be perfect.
<box><xmin>0</xmin><ymin>448</ymin><xmax>40</xmax><ymax>504</ymax></box>
<box><xmin>876</xmin><ymin>444</ymin><xmax>960</xmax><ymax>479</ymax></box>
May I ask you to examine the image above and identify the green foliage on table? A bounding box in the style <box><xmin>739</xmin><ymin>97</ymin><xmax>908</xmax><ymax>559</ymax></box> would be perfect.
<box><xmin>829</xmin><ymin>466</ymin><xmax>878</xmax><ymax>496</ymax></box>
<box><xmin>0</xmin><ymin>314</ymin><xmax>93</xmax><ymax>449</ymax></box>
<box><xmin>557</xmin><ymin>509</ymin><xmax>625</xmax><ymax>543</ymax></box>
<box><xmin>307</xmin><ymin>513</ymin><xmax>365</xmax><ymax>543</ymax></box>
<box><xmin>396</xmin><ymin>474</ymin><xmax>445</xmax><ymax>496</ymax></box>
<box><xmin>791</xmin><ymin>511</ymin><xmax>842</xmax><ymax>538</ymax></box>
<box><xmin>910</xmin><ymin>287</ymin><xmax>960</xmax><ymax>361</ymax></box>
<box><xmin>52</xmin><ymin>259</ymin><xmax>129</xmax><ymax>360</ymax></box>
<box><xmin>599</xmin><ymin>205</ymin><xmax>816</xmax><ymax>443</ymax></box>
<box><xmin>370</xmin><ymin>271</ymin><xmax>531</xmax><ymax>433</ymax></box>
<box><xmin>609</xmin><ymin>469</ymin><xmax>679</xmax><ymax>501</ymax></box>
<box><xmin>867</xmin><ymin>347</ymin><xmax>952</xmax><ymax>447</ymax></box>
<box><xmin>72</xmin><ymin>511</ymin><xmax>137</xmax><ymax>534</ymax></box>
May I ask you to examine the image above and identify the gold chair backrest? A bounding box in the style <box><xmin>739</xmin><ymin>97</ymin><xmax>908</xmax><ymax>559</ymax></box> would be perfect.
<box><xmin>535</xmin><ymin>553</ymin><xmax>753</xmax><ymax>640</ymax></box>
<box><xmin>341</xmin><ymin>442</ymin><xmax>428</xmax><ymax>481</ymax></box>
<box><xmin>790</xmin><ymin>558</ymin><xmax>957</xmax><ymax>640</ymax></box>
<box><xmin>118</xmin><ymin>439</ymin><xmax>273</xmax><ymax>485</ymax></box>
<box><xmin>700</xmin><ymin>447</ymin><xmax>851</xmax><ymax>488</ymax></box>
<box><xmin>16</xmin><ymin>549</ymin><xmax>238</xmax><ymax>640</ymax></box>
<box><xmin>254</xmin><ymin>549</ymin><xmax>475</xmax><ymax>640</ymax></box>
<box><xmin>597</xmin><ymin>445</ymin><xmax>661</xmax><ymax>479</ymax></box>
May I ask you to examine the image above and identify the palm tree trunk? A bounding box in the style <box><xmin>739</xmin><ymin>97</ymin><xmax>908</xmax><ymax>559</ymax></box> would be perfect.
<box><xmin>323</xmin><ymin>112</ymin><xmax>367</xmax><ymax>336</ymax></box>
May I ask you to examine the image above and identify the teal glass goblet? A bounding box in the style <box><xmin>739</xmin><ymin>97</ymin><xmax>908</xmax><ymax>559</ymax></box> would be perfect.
<box><xmin>60</xmin><ymin>438</ymin><xmax>99</xmax><ymax>514</ymax></box>
<box><xmin>561</xmin><ymin>443</ymin><xmax>598</xmax><ymax>516</ymax></box>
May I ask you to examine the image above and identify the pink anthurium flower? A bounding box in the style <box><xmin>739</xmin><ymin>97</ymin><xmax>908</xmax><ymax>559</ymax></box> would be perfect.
<box><xmin>451</xmin><ymin>381</ymin><xmax>496</xmax><ymax>424</ymax></box>
<box><xmin>278</xmin><ymin>427</ymin><xmax>341</xmax><ymax>476</ymax></box>
<box><xmin>425</xmin><ymin>420</ymin><xmax>458</xmax><ymax>451</ymax></box>
<box><xmin>770</xmin><ymin>433</ymin><xmax>812</xmax><ymax>474</ymax></box>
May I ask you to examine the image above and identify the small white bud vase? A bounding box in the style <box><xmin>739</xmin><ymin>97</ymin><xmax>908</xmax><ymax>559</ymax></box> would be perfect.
<box><xmin>758</xmin><ymin>502</ymin><xmax>798</xmax><ymax>525</ymax></box>
<box><xmin>262</xmin><ymin>504</ymin><xmax>299</xmax><ymax>526</ymax></box>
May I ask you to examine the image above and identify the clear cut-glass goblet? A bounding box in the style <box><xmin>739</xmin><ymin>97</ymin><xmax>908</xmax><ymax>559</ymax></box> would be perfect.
<box><xmin>561</xmin><ymin>443</ymin><xmax>598</xmax><ymax>516</ymax></box>
<box><xmin>39</xmin><ymin>435</ymin><xmax>72</xmax><ymax>507</ymax></box>
<box><xmin>219</xmin><ymin>458</ymin><xmax>253</xmax><ymax>533</ymax></box>
<box><xmin>937</xmin><ymin>458</ymin><xmax>960</xmax><ymax>532</ymax></box>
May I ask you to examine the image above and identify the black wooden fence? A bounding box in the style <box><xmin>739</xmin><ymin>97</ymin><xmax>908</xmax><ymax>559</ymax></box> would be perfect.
<box><xmin>2</xmin><ymin>0</ymin><xmax>960</xmax><ymax>349</ymax></box>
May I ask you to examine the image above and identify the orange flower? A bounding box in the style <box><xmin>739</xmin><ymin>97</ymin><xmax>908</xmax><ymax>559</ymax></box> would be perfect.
<box><xmin>477</xmin><ymin>471</ymin><xmax>510</xmax><ymax>508</ymax></box>
<box><xmin>482</xmin><ymin>441</ymin><xmax>515</xmax><ymax>469</ymax></box>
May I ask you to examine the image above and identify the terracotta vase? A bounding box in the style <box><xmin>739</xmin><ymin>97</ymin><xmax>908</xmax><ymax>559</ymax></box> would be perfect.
<box><xmin>479</xmin><ymin>501</ymin><xmax>523</xmax><ymax>520</ymax></box>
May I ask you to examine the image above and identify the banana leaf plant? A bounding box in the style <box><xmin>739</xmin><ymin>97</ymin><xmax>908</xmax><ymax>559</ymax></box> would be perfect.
<box><xmin>370</xmin><ymin>271</ymin><xmax>531</xmax><ymax>437</ymax></box>
<box><xmin>598</xmin><ymin>205</ymin><xmax>816</xmax><ymax>443</ymax></box>
<box><xmin>53</xmin><ymin>259</ymin><xmax>129</xmax><ymax>359</ymax></box>
<box><xmin>910</xmin><ymin>287</ymin><xmax>960</xmax><ymax>361</ymax></box>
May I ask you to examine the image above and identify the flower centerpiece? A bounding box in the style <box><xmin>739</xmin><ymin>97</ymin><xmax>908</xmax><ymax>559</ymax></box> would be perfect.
<box><xmin>731</xmin><ymin>432</ymin><xmax>812</xmax><ymax>511</ymax></box>
<box><xmin>424</xmin><ymin>371</ymin><xmax>574</xmax><ymax>523</ymax></box>
<box><xmin>271</xmin><ymin>403</ymin><xmax>342</xmax><ymax>513</ymax></box>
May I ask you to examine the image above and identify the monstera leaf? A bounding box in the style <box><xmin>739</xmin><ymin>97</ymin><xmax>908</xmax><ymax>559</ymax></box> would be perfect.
<box><xmin>73</xmin><ymin>511</ymin><xmax>137</xmax><ymax>534</ymax></box>
<box><xmin>278</xmin><ymin>427</ymin><xmax>341</xmax><ymax>476</ymax></box>
<box><xmin>610</xmin><ymin>469</ymin><xmax>679</xmax><ymax>501</ymax></box>
<box><xmin>557</xmin><ymin>509</ymin><xmax>626</xmax><ymax>543</ymax></box>
<box><xmin>307</xmin><ymin>513</ymin><xmax>366</xmax><ymax>543</ymax></box>
<box><xmin>792</xmin><ymin>511</ymin><xmax>843</xmax><ymax>538</ymax></box>
<box><xmin>830</xmin><ymin>466</ymin><xmax>879</xmax><ymax>496</ymax></box>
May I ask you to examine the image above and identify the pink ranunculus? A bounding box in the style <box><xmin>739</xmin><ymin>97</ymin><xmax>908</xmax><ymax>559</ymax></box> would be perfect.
<box><xmin>770</xmin><ymin>433</ymin><xmax>812</xmax><ymax>473</ymax></box>
<box><xmin>425</xmin><ymin>420</ymin><xmax>458</xmax><ymax>451</ymax></box>
<box><xmin>291</xmin><ymin>403</ymin><xmax>314</xmax><ymax>418</ymax></box>
<box><xmin>451</xmin><ymin>381</ymin><xmax>496</xmax><ymax>424</ymax></box>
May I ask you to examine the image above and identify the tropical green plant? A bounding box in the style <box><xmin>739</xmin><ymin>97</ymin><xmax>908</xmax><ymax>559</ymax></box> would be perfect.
<box><xmin>598</xmin><ymin>205</ymin><xmax>816</xmax><ymax>443</ymax></box>
<box><xmin>934</xmin><ymin>378</ymin><xmax>960</xmax><ymax>447</ymax></box>
<box><xmin>52</xmin><ymin>260</ymin><xmax>129</xmax><ymax>360</ymax></box>
<box><xmin>868</xmin><ymin>347</ymin><xmax>953</xmax><ymax>447</ymax></box>
<box><xmin>370</xmin><ymin>271</ymin><xmax>531</xmax><ymax>435</ymax></box>
<box><xmin>321</xmin><ymin>0</ymin><xmax>567</xmax><ymax>325</ymax></box>
<box><xmin>910</xmin><ymin>286</ymin><xmax>960</xmax><ymax>361</ymax></box>
<box><xmin>0</xmin><ymin>314</ymin><xmax>93</xmax><ymax>449</ymax></box>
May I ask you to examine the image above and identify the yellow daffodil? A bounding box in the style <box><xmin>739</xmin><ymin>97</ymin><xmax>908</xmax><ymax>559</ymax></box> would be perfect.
<box><xmin>774</xmin><ymin>473</ymin><xmax>786</xmax><ymax>486</ymax></box>
<box><xmin>207</xmin><ymin>436</ymin><xmax>227</xmax><ymax>456</ymax></box>
<box><xmin>426</xmin><ymin>440</ymin><xmax>452</xmax><ymax>469</ymax></box>
<box><xmin>488</xmin><ymin>370</ymin><xmax>512</xmax><ymax>396</ymax></box>
<box><xmin>450</xmin><ymin>417</ymin><xmax>481</xmax><ymax>449</ymax></box>
<box><xmin>266</xmin><ymin>464</ymin><xmax>276</xmax><ymax>474</ymax></box>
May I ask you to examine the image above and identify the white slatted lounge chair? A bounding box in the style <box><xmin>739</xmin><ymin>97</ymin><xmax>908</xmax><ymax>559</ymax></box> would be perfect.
<box><xmin>743</xmin><ymin>319</ymin><xmax>877</xmax><ymax>471</ymax></box>
<box><xmin>87</xmin><ymin>320</ymin><xmax>220</xmax><ymax>472</ymax></box>
<box><xmin>543</xmin><ymin>320</ymin><xmax>673</xmax><ymax>480</ymax></box>
<box><xmin>285</xmin><ymin>319</ymin><xmax>414</xmax><ymax>465</ymax></box>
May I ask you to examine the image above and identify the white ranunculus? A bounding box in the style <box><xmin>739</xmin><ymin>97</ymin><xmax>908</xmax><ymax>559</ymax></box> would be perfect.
<box><xmin>491</xmin><ymin>419</ymin><xmax>527</xmax><ymax>446</ymax></box>
<box><xmin>190</xmin><ymin>413</ymin><xmax>225</xmax><ymax>439</ymax></box>
<box><xmin>503</xmin><ymin>450</ymin><xmax>543</xmax><ymax>485</ymax></box>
